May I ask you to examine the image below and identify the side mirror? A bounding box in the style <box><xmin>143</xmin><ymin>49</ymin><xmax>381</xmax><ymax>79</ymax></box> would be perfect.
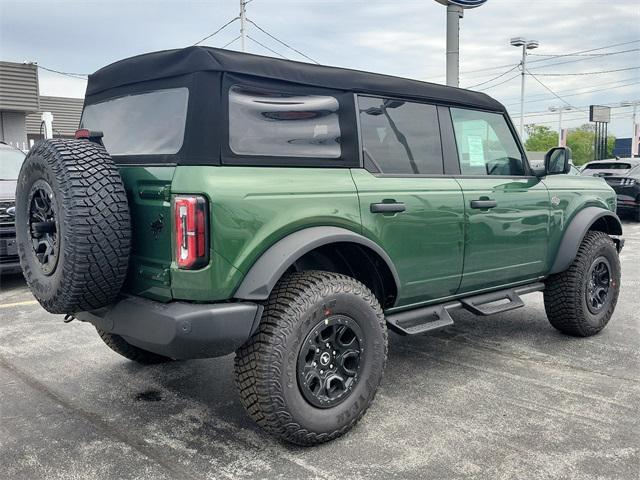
<box><xmin>543</xmin><ymin>147</ymin><xmax>572</xmax><ymax>176</ymax></box>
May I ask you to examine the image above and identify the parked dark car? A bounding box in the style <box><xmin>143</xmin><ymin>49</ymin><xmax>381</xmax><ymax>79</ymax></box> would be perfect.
<box><xmin>581</xmin><ymin>158</ymin><xmax>640</xmax><ymax>221</ymax></box>
<box><xmin>0</xmin><ymin>142</ymin><xmax>25</xmax><ymax>274</ymax></box>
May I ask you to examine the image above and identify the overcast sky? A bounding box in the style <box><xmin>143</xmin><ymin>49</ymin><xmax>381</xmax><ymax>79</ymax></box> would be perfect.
<box><xmin>1</xmin><ymin>0</ymin><xmax>639</xmax><ymax>137</ymax></box>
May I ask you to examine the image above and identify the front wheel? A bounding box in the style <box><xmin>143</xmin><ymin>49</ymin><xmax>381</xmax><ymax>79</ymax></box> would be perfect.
<box><xmin>544</xmin><ymin>231</ymin><xmax>621</xmax><ymax>337</ymax></box>
<box><xmin>234</xmin><ymin>271</ymin><xmax>387</xmax><ymax>445</ymax></box>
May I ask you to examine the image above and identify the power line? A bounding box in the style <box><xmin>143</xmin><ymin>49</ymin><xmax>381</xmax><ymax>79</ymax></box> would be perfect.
<box><xmin>533</xmin><ymin>66</ymin><xmax>640</xmax><ymax>76</ymax></box>
<box><xmin>246</xmin><ymin>19</ymin><xmax>319</xmax><ymax>64</ymax></box>
<box><xmin>222</xmin><ymin>35</ymin><xmax>242</xmax><ymax>49</ymax></box>
<box><xmin>37</xmin><ymin>65</ymin><xmax>87</xmax><ymax>79</ymax></box>
<box><xmin>525</xmin><ymin>69</ymin><xmax>583</xmax><ymax>112</ymax></box>
<box><xmin>476</xmin><ymin>73</ymin><xmax>521</xmax><ymax>92</ymax></box>
<box><xmin>528</xmin><ymin>48</ymin><xmax>640</xmax><ymax>70</ymax></box>
<box><xmin>246</xmin><ymin>35</ymin><xmax>290</xmax><ymax>60</ymax></box>
<box><xmin>503</xmin><ymin>80</ymin><xmax>640</xmax><ymax>108</ymax></box>
<box><xmin>464</xmin><ymin>65</ymin><xmax>519</xmax><ymax>89</ymax></box>
<box><xmin>193</xmin><ymin>16</ymin><xmax>239</xmax><ymax>46</ymax></box>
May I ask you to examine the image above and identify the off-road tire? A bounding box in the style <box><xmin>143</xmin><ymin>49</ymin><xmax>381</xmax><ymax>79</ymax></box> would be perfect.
<box><xmin>234</xmin><ymin>271</ymin><xmax>387</xmax><ymax>446</ymax></box>
<box><xmin>544</xmin><ymin>231</ymin><xmax>620</xmax><ymax>337</ymax></box>
<box><xmin>96</xmin><ymin>328</ymin><xmax>173</xmax><ymax>364</ymax></box>
<box><xmin>15</xmin><ymin>139</ymin><xmax>131</xmax><ymax>314</ymax></box>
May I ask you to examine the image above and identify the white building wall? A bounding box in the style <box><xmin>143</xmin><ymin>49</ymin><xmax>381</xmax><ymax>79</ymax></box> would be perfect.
<box><xmin>0</xmin><ymin>111</ymin><xmax>28</xmax><ymax>150</ymax></box>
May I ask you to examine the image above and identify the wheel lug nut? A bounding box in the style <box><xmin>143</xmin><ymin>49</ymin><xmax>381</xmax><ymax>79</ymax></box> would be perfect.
<box><xmin>320</xmin><ymin>370</ymin><xmax>324</xmax><ymax>374</ymax></box>
<box><xmin>312</xmin><ymin>362</ymin><xmax>317</xmax><ymax>366</ymax></box>
<box><xmin>316</xmin><ymin>348</ymin><xmax>320</xmax><ymax>353</ymax></box>
<box><xmin>326</xmin><ymin>343</ymin><xmax>330</xmax><ymax>347</ymax></box>
<box><xmin>332</xmin><ymin>351</ymin><xmax>336</xmax><ymax>355</ymax></box>
<box><xmin>330</xmin><ymin>364</ymin><xmax>333</xmax><ymax>369</ymax></box>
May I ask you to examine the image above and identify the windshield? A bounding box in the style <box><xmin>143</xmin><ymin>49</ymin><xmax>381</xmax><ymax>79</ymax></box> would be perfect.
<box><xmin>583</xmin><ymin>162</ymin><xmax>632</xmax><ymax>170</ymax></box>
<box><xmin>0</xmin><ymin>147</ymin><xmax>26</xmax><ymax>180</ymax></box>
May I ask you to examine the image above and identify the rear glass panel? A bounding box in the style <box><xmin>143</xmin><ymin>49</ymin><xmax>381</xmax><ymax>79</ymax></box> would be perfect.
<box><xmin>80</xmin><ymin>88</ymin><xmax>189</xmax><ymax>156</ymax></box>
<box><xmin>583</xmin><ymin>162</ymin><xmax>632</xmax><ymax>170</ymax></box>
<box><xmin>228</xmin><ymin>85</ymin><xmax>341</xmax><ymax>158</ymax></box>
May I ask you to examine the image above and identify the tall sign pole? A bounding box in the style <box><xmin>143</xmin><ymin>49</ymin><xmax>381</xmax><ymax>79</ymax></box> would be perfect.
<box><xmin>435</xmin><ymin>1</ymin><xmax>488</xmax><ymax>87</ymax></box>
<box><xmin>239</xmin><ymin>0</ymin><xmax>247</xmax><ymax>52</ymax></box>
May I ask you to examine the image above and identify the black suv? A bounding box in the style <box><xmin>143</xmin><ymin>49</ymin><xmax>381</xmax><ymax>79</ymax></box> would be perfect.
<box><xmin>581</xmin><ymin>158</ymin><xmax>640</xmax><ymax>221</ymax></box>
<box><xmin>0</xmin><ymin>142</ymin><xmax>25</xmax><ymax>274</ymax></box>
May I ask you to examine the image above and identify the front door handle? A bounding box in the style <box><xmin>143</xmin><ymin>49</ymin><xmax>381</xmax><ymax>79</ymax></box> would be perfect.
<box><xmin>370</xmin><ymin>202</ymin><xmax>406</xmax><ymax>214</ymax></box>
<box><xmin>470</xmin><ymin>199</ymin><xmax>497</xmax><ymax>210</ymax></box>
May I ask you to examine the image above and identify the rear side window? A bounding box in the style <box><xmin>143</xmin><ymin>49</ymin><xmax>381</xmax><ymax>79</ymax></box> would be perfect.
<box><xmin>450</xmin><ymin>108</ymin><xmax>524</xmax><ymax>176</ymax></box>
<box><xmin>358</xmin><ymin>96</ymin><xmax>443</xmax><ymax>174</ymax></box>
<box><xmin>228</xmin><ymin>85</ymin><xmax>341</xmax><ymax>158</ymax></box>
<box><xmin>80</xmin><ymin>88</ymin><xmax>189</xmax><ymax>156</ymax></box>
<box><xmin>583</xmin><ymin>162</ymin><xmax>632</xmax><ymax>170</ymax></box>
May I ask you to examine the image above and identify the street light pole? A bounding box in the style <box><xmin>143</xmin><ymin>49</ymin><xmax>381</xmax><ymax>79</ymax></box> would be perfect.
<box><xmin>549</xmin><ymin>106</ymin><xmax>571</xmax><ymax>147</ymax></box>
<box><xmin>511</xmin><ymin>37</ymin><xmax>539</xmax><ymax>139</ymax></box>
<box><xmin>446</xmin><ymin>4</ymin><xmax>464</xmax><ymax>87</ymax></box>
<box><xmin>239</xmin><ymin>0</ymin><xmax>247</xmax><ymax>52</ymax></box>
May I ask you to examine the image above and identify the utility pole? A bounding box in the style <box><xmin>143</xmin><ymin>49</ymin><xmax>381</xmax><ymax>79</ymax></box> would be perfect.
<box><xmin>239</xmin><ymin>0</ymin><xmax>247</xmax><ymax>52</ymax></box>
<box><xmin>621</xmin><ymin>100</ymin><xmax>639</xmax><ymax>157</ymax></box>
<box><xmin>511</xmin><ymin>37</ymin><xmax>539</xmax><ymax>139</ymax></box>
<box><xmin>549</xmin><ymin>106</ymin><xmax>571</xmax><ymax>147</ymax></box>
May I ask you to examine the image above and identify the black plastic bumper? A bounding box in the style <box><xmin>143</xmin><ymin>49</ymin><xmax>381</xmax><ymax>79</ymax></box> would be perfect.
<box><xmin>76</xmin><ymin>296</ymin><xmax>263</xmax><ymax>360</ymax></box>
<box><xmin>0</xmin><ymin>234</ymin><xmax>21</xmax><ymax>274</ymax></box>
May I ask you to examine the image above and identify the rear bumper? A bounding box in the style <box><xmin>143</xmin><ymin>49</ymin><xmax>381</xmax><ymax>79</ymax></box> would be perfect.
<box><xmin>0</xmin><ymin>229</ymin><xmax>20</xmax><ymax>274</ymax></box>
<box><xmin>76</xmin><ymin>296</ymin><xmax>263</xmax><ymax>359</ymax></box>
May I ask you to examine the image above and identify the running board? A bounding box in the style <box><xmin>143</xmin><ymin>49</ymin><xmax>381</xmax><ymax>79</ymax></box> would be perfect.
<box><xmin>386</xmin><ymin>282</ymin><xmax>545</xmax><ymax>336</ymax></box>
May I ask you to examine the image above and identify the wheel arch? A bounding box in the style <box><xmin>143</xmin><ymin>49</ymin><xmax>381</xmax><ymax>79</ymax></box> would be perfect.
<box><xmin>233</xmin><ymin>227</ymin><xmax>400</xmax><ymax>308</ymax></box>
<box><xmin>549</xmin><ymin>207</ymin><xmax>623</xmax><ymax>275</ymax></box>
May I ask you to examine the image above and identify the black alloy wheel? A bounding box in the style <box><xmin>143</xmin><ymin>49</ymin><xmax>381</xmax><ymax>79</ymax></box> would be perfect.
<box><xmin>297</xmin><ymin>315</ymin><xmax>364</xmax><ymax>408</ymax></box>
<box><xmin>586</xmin><ymin>256</ymin><xmax>611</xmax><ymax>314</ymax></box>
<box><xmin>28</xmin><ymin>180</ymin><xmax>59</xmax><ymax>275</ymax></box>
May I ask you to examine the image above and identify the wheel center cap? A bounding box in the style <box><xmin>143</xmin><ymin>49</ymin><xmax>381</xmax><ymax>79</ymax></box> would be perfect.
<box><xmin>320</xmin><ymin>352</ymin><xmax>331</xmax><ymax>366</ymax></box>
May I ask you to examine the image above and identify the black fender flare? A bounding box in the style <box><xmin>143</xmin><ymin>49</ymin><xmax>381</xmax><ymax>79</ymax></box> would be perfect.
<box><xmin>233</xmin><ymin>226</ymin><xmax>401</xmax><ymax>301</ymax></box>
<box><xmin>549</xmin><ymin>207</ymin><xmax>623</xmax><ymax>275</ymax></box>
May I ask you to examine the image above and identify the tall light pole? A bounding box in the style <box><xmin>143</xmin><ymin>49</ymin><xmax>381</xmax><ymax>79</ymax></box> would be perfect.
<box><xmin>239</xmin><ymin>0</ymin><xmax>247</xmax><ymax>52</ymax></box>
<box><xmin>435</xmin><ymin>1</ymin><xmax>488</xmax><ymax>87</ymax></box>
<box><xmin>621</xmin><ymin>100</ymin><xmax>640</xmax><ymax>157</ymax></box>
<box><xmin>549</xmin><ymin>106</ymin><xmax>571</xmax><ymax>146</ymax></box>
<box><xmin>511</xmin><ymin>37</ymin><xmax>539</xmax><ymax>139</ymax></box>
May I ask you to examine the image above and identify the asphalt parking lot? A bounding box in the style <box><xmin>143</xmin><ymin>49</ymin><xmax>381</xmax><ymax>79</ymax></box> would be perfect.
<box><xmin>1</xmin><ymin>220</ymin><xmax>638</xmax><ymax>480</ymax></box>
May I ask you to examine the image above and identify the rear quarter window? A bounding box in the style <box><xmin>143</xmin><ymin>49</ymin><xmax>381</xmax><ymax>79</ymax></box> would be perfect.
<box><xmin>80</xmin><ymin>87</ymin><xmax>189</xmax><ymax>156</ymax></box>
<box><xmin>228</xmin><ymin>85</ymin><xmax>341</xmax><ymax>159</ymax></box>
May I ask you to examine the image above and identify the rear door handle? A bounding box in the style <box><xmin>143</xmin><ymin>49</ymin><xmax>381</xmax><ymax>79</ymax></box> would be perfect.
<box><xmin>370</xmin><ymin>202</ymin><xmax>406</xmax><ymax>214</ymax></box>
<box><xmin>470</xmin><ymin>199</ymin><xmax>497</xmax><ymax>210</ymax></box>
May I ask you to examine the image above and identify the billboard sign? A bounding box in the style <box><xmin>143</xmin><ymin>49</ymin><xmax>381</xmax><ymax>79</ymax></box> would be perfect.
<box><xmin>435</xmin><ymin>0</ymin><xmax>488</xmax><ymax>7</ymax></box>
<box><xmin>589</xmin><ymin>105</ymin><xmax>611</xmax><ymax>123</ymax></box>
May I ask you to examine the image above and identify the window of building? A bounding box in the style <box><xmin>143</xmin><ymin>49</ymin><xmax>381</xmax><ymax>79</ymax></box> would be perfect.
<box><xmin>450</xmin><ymin>108</ymin><xmax>524</xmax><ymax>176</ymax></box>
<box><xmin>358</xmin><ymin>96</ymin><xmax>443</xmax><ymax>175</ymax></box>
<box><xmin>228</xmin><ymin>85</ymin><xmax>341</xmax><ymax>158</ymax></box>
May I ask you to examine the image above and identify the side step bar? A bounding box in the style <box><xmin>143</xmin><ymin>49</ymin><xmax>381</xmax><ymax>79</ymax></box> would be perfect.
<box><xmin>386</xmin><ymin>282</ymin><xmax>545</xmax><ymax>336</ymax></box>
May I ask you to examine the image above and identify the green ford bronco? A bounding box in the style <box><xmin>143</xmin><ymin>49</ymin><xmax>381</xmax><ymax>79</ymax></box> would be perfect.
<box><xmin>16</xmin><ymin>47</ymin><xmax>624</xmax><ymax>445</ymax></box>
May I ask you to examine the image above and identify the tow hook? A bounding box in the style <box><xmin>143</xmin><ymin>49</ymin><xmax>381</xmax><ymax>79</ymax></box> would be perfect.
<box><xmin>63</xmin><ymin>314</ymin><xmax>76</xmax><ymax>323</ymax></box>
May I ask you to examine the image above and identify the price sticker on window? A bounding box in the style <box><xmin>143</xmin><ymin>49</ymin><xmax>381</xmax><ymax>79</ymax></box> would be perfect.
<box><xmin>467</xmin><ymin>136</ymin><xmax>485</xmax><ymax>167</ymax></box>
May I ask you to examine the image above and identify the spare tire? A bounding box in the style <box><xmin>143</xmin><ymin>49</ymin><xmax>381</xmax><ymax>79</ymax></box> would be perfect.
<box><xmin>15</xmin><ymin>139</ymin><xmax>131</xmax><ymax>314</ymax></box>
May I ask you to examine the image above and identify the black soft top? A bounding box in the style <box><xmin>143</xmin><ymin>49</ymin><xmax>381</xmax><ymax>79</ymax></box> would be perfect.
<box><xmin>87</xmin><ymin>46</ymin><xmax>505</xmax><ymax>112</ymax></box>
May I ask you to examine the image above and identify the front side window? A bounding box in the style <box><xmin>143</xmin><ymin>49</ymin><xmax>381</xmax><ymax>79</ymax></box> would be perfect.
<box><xmin>80</xmin><ymin>88</ymin><xmax>189</xmax><ymax>156</ymax></box>
<box><xmin>358</xmin><ymin>96</ymin><xmax>443</xmax><ymax>174</ymax></box>
<box><xmin>229</xmin><ymin>85</ymin><xmax>341</xmax><ymax>158</ymax></box>
<box><xmin>450</xmin><ymin>108</ymin><xmax>524</xmax><ymax>176</ymax></box>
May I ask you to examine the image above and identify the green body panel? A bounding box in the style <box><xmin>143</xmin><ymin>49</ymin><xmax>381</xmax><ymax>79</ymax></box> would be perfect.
<box><xmin>455</xmin><ymin>177</ymin><xmax>551</xmax><ymax>293</ymax></box>
<box><xmin>541</xmin><ymin>175</ymin><xmax>616</xmax><ymax>268</ymax></box>
<box><xmin>118</xmin><ymin>163</ymin><xmax>618</xmax><ymax>311</ymax></box>
<box><xmin>169</xmin><ymin>166</ymin><xmax>362</xmax><ymax>301</ymax></box>
<box><xmin>349</xmin><ymin>169</ymin><xmax>465</xmax><ymax>307</ymax></box>
<box><xmin>118</xmin><ymin>166</ymin><xmax>175</xmax><ymax>302</ymax></box>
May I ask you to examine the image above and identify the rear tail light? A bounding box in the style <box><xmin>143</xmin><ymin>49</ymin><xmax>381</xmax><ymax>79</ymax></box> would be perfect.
<box><xmin>174</xmin><ymin>195</ymin><xmax>209</xmax><ymax>269</ymax></box>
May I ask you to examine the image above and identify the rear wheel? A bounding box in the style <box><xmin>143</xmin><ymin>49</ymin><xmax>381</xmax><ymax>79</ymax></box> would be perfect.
<box><xmin>234</xmin><ymin>271</ymin><xmax>387</xmax><ymax>445</ymax></box>
<box><xmin>544</xmin><ymin>231</ymin><xmax>620</xmax><ymax>337</ymax></box>
<box><xmin>96</xmin><ymin>328</ymin><xmax>173</xmax><ymax>364</ymax></box>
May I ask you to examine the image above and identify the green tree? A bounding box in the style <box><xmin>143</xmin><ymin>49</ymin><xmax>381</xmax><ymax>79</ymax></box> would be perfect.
<box><xmin>524</xmin><ymin>125</ymin><xmax>558</xmax><ymax>152</ymax></box>
<box><xmin>524</xmin><ymin>123</ymin><xmax>615</xmax><ymax>166</ymax></box>
<box><xmin>566</xmin><ymin>124</ymin><xmax>616</xmax><ymax>166</ymax></box>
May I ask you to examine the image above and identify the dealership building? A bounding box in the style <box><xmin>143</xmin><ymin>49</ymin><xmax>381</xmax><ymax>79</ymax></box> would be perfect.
<box><xmin>0</xmin><ymin>61</ymin><xmax>83</xmax><ymax>150</ymax></box>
